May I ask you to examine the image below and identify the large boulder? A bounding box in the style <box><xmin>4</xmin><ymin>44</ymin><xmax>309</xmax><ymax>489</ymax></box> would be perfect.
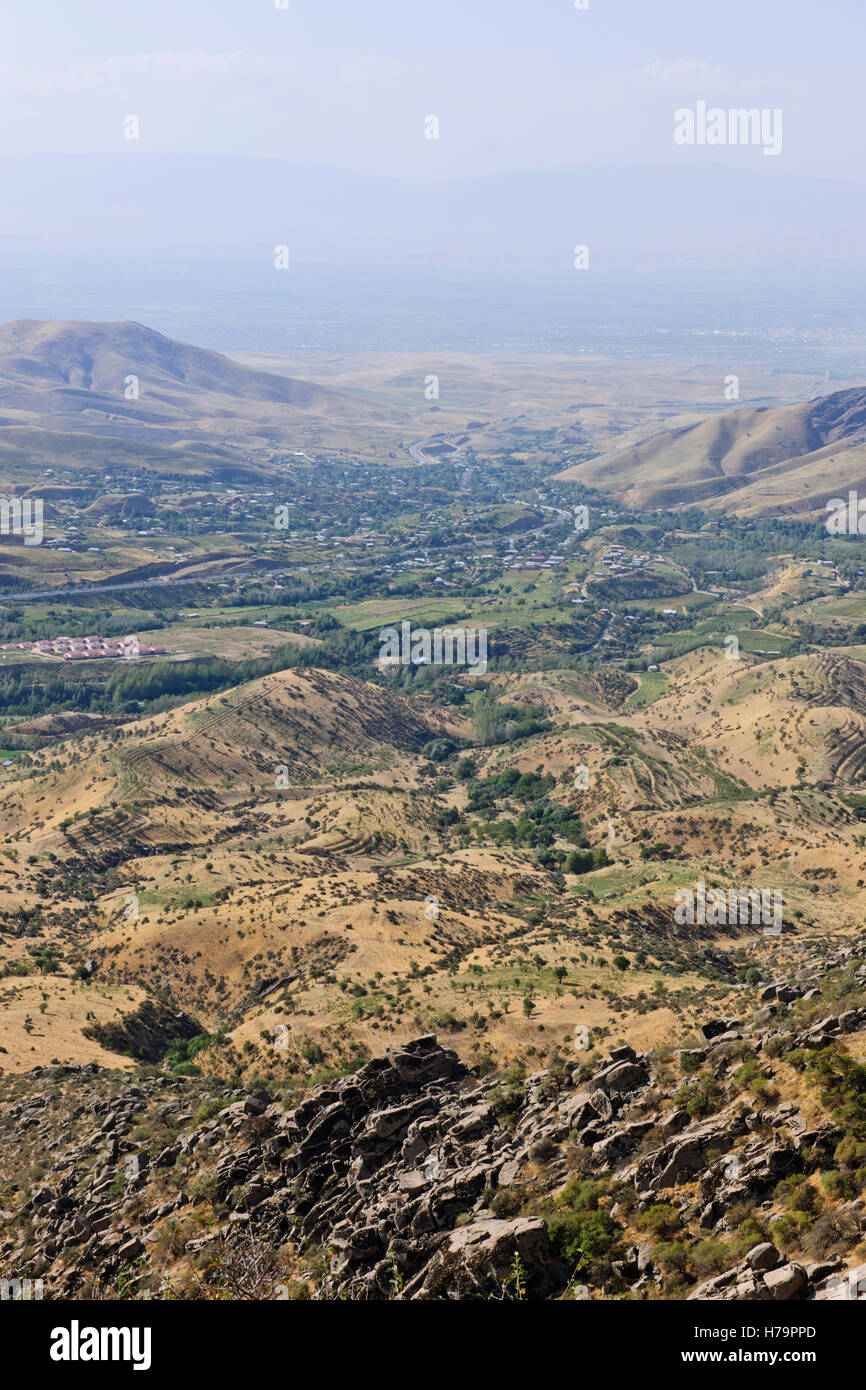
<box><xmin>763</xmin><ymin>1264</ymin><xmax>807</xmax><ymax>1301</ymax></box>
<box><xmin>386</xmin><ymin>1036</ymin><xmax>464</xmax><ymax>1085</ymax></box>
<box><xmin>746</xmin><ymin>1242</ymin><xmax>779</xmax><ymax>1272</ymax></box>
<box><xmin>405</xmin><ymin>1217</ymin><xmax>560</xmax><ymax>1299</ymax></box>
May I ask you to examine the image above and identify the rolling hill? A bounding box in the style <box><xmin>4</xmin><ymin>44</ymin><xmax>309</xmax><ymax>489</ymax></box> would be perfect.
<box><xmin>0</xmin><ymin>319</ymin><xmax>405</xmax><ymax>479</ymax></box>
<box><xmin>0</xmin><ymin>319</ymin><xmax>341</xmax><ymax>410</ymax></box>
<box><xmin>0</xmin><ymin>666</ymin><xmax>466</xmax><ymax>854</ymax></box>
<box><xmin>556</xmin><ymin>385</ymin><xmax>866</xmax><ymax>516</ymax></box>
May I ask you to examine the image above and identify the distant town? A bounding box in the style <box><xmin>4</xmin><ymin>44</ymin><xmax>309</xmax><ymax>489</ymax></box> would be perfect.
<box><xmin>0</xmin><ymin>634</ymin><xmax>167</xmax><ymax>661</ymax></box>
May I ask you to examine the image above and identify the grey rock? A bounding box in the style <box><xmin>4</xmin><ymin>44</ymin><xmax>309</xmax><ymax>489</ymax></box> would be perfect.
<box><xmin>745</xmin><ymin>1242</ymin><xmax>779</xmax><ymax>1272</ymax></box>
<box><xmin>763</xmin><ymin>1263</ymin><xmax>806</xmax><ymax>1300</ymax></box>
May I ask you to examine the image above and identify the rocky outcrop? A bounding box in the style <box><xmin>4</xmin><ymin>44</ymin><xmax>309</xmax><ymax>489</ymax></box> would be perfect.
<box><xmin>4</xmin><ymin>934</ymin><xmax>866</xmax><ymax>1301</ymax></box>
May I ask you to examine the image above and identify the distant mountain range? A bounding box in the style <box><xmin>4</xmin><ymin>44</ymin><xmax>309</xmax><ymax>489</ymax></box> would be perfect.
<box><xmin>2</xmin><ymin>154</ymin><xmax>866</xmax><ymax>269</ymax></box>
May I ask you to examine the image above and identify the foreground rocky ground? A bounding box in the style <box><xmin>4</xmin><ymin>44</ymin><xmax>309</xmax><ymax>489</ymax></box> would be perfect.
<box><xmin>3</xmin><ymin>936</ymin><xmax>866</xmax><ymax>1300</ymax></box>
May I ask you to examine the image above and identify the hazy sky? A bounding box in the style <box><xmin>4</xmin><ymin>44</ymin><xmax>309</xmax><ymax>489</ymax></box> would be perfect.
<box><xmin>4</xmin><ymin>0</ymin><xmax>863</xmax><ymax>180</ymax></box>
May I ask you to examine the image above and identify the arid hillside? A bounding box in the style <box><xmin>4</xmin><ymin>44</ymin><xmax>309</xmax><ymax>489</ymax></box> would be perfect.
<box><xmin>1</xmin><ymin>643</ymin><xmax>866</xmax><ymax>1092</ymax></box>
<box><xmin>0</xmin><ymin>320</ymin><xmax>407</xmax><ymax>480</ymax></box>
<box><xmin>3</xmin><ymin>935</ymin><xmax>866</xmax><ymax>1302</ymax></box>
<box><xmin>556</xmin><ymin>386</ymin><xmax>866</xmax><ymax>516</ymax></box>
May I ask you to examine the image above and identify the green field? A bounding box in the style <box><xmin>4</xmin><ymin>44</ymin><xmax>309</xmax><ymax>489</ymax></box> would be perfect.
<box><xmin>794</xmin><ymin>594</ymin><xmax>866</xmax><ymax>625</ymax></box>
<box><xmin>625</xmin><ymin>671</ymin><xmax>669</xmax><ymax>708</ymax></box>
<box><xmin>330</xmin><ymin>597</ymin><xmax>471</xmax><ymax>633</ymax></box>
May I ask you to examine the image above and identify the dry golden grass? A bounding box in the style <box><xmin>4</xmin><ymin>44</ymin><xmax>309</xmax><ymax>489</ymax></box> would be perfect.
<box><xmin>0</xmin><ymin>975</ymin><xmax>145</xmax><ymax>1072</ymax></box>
<box><xmin>1</xmin><ymin>644</ymin><xmax>866</xmax><ymax>1075</ymax></box>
